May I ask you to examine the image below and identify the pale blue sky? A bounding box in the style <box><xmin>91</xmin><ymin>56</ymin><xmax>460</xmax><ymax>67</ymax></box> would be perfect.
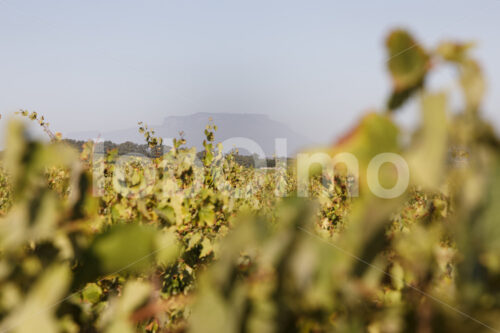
<box><xmin>0</xmin><ymin>0</ymin><xmax>499</xmax><ymax>144</ymax></box>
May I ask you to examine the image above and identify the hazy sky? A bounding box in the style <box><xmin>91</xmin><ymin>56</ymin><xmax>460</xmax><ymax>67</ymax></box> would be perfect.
<box><xmin>1</xmin><ymin>0</ymin><xmax>499</xmax><ymax>144</ymax></box>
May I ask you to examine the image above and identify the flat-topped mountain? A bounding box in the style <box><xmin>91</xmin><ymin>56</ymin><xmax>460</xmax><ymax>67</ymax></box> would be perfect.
<box><xmin>70</xmin><ymin>113</ymin><xmax>312</xmax><ymax>157</ymax></box>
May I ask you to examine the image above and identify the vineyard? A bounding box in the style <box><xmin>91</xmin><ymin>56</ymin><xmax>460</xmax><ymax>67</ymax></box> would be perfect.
<box><xmin>1</xmin><ymin>29</ymin><xmax>500</xmax><ymax>332</ymax></box>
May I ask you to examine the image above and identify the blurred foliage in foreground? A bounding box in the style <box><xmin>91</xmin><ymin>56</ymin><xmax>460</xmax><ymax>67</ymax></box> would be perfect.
<box><xmin>1</xmin><ymin>29</ymin><xmax>500</xmax><ymax>332</ymax></box>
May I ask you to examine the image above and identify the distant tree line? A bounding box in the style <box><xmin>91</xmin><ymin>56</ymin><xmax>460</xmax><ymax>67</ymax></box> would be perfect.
<box><xmin>62</xmin><ymin>139</ymin><xmax>291</xmax><ymax>168</ymax></box>
<box><xmin>62</xmin><ymin>139</ymin><xmax>166</xmax><ymax>158</ymax></box>
<box><xmin>229</xmin><ymin>153</ymin><xmax>290</xmax><ymax>168</ymax></box>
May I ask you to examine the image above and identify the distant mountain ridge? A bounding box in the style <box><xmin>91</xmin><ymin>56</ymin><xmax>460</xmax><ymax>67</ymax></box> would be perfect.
<box><xmin>69</xmin><ymin>113</ymin><xmax>312</xmax><ymax>157</ymax></box>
